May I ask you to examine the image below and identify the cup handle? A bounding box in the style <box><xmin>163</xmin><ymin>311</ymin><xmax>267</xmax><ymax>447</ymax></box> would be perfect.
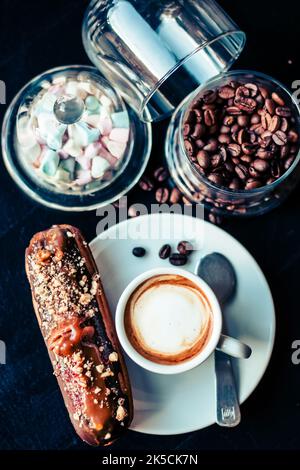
<box><xmin>216</xmin><ymin>334</ymin><xmax>252</xmax><ymax>359</ymax></box>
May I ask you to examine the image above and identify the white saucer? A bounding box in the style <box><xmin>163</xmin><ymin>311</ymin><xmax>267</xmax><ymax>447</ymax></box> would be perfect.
<box><xmin>90</xmin><ymin>213</ymin><xmax>275</xmax><ymax>435</ymax></box>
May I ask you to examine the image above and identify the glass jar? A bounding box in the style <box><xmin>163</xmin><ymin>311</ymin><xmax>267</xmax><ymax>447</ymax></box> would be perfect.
<box><xmin>2</xmin><ymin>65</ymin><xmax>151</xmax><ymax>211</ymax></box>
<box><xmin>82</xmin><ymin>0</ymin><xmax>245</xmax><ymax>122</ymax></box>
<box><xmin>165</xmin><ymin>70</ymin><xmax>300</xmax><ymax>216</ymax></box>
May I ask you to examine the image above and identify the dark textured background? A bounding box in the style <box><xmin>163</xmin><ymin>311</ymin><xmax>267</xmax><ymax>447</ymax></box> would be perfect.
<box><xmin>0</xmin><ymin>0</ymin><xmax>300</xmax><ymax>454</ymax></box>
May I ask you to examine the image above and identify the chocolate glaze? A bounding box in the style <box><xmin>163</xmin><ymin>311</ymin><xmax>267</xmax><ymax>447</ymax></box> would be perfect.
<box><xmin>25</xmin><ymin>225</ymin><xmax>133</xmax><ymax>446</ymax></box>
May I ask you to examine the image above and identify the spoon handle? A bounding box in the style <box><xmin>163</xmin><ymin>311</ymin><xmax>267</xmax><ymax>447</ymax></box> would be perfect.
<box><xmin>215</xmin><ymin>350</ymin><xmax>241</xmax><ymax>427</ymax></box>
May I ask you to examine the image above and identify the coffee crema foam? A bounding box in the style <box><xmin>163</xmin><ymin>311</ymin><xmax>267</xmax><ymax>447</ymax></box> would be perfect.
<box><xmin>124</xmin><ymin>274</ymin><xmax>213</xmax><ymax>365</ymax></box>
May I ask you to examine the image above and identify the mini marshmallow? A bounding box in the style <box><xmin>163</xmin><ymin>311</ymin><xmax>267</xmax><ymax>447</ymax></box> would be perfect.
<box><xmin>63</xmin><ymin>139</ymin><xmax>83</xmax><ymax>158</ymax></box>
<box><xmin>84</xmin><ymin>142</ymin><xmax>102</xmax><ymax>159</ymax></box>
<box><xmin>111</xmin><ymin>111</ymin><xmax>129</xmax><ymax>128</ymax></box>
<box><xmin>103</xmin><ymin>137</ymin><xmax>126</xmax><ymax>159</ymax></box>
<box><xmin>98</xmin><ymin>116</ymin><xmax>113</xmax><ymax>136</ymax></box>
<box><xmin>109</xmin><ymin>128</ymin><xmax>130</xmax><ymax>143</ymax></box>
<box><xmin>65</xmin><ymin>80</ymin><xmax>80</xmax><ymax>96</ymax></box>
<box><xmin>91</xmin><ymin>156</ymin><xmax>110</xmax><ymax>179</ymax></box>
<box><xmin>69</xmin><ymin>122</ymin><xmax>100</xmax><ymax>147</ymax></box>
<box><xmin>85</xmin><ymin>95</ymin><xmax>101</xmax><ymax>113</ymax></box>
<box><xmin>97</xmin><ymin>146</ymin><xmax>118</xmax><ymax>166</ymax></box>
<box><xmin>46</xmin><ymin>124</ymin><xmax>67</xmax><ymax>150</ymax></box>
<box><xmin>100</xmin><ymin>94</ymin><xmax>113</xmax><ymax>109</ymax></box>
<box><xmin>74</xmin><ymin>169</ymin><xmax>92</xmax><ymax>186</ymax></box>
<box><xmin>40</xmin><ymin>149</ymin><xmax>59</xmax><ymax>176</ymax></box>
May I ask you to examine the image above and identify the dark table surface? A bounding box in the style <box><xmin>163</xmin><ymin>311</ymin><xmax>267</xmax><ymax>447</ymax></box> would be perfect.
<box><xmin>0</xmin><ymin>0</ymin><xmax>300</xmax><ymax>454</ymax></box>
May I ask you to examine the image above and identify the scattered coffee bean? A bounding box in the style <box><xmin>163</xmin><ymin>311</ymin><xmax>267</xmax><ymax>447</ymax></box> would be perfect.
<box><xmin>132</xmin><ymin>247</ymin><xmax>146</xmax><ymax>257</ymax></box>
<box><xmin>177</xmin><ymin>240</ymin><xmax>193</xmax><ymax>255</ymax></box>
<box><xmin>169</xmin><ymin>252</ymin><xmax>188</xmax><ymax>266</ymax></box>
<box><xmin>159</xmin><ymin>244</ymin><xmax>171</xmax><ymax>259</ymax></box>
<box><xmin>154</xmin><ymin>166</ymin><xmax>169</xmax><ymax>182</ymax></box>
<box><xmin>169</xmin><ymin>187</ymin><xmax>181</xmax><ymax>204</ymax></box>
<box><xmin>182</xmin><ymin>78</ymin><xmax>299</xmax><ymax>193</ymax></box>
<box><xmin>155</xmin><ymin>187</ymin><xmax>169</xmax><ymax>203</ymax></box>
<box><xmin>128</xmin><ymin>204</ymin><xmax>140</xmax><ymax>217</ymax></box>
<box><xmin>139</xmin><ymin>176</ymin><xmax>154</xmax><ymax>191</ymax></box>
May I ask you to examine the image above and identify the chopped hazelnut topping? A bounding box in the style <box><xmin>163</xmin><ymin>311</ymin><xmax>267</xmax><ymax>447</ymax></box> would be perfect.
<box><xmin>116</xmin><ymin>405</ymin><xmax>127</xmax><ymax>422</ymax></box>
<box><xmin>109</xmin><ymin>352</ymin><xmax>118</xmax><ymax>362</ymax></box>
<box><xmin>94</xmin><ymin>387</ymin><xmax>102</xmax><ymax>394</ymax></box>
<box><xmin>96</xmin><ymin>364</ymin><xmax>104</xmax><ymax>374</ymax></box>
<box><xmin>79</xmin><ymin>293</ymin><xmax>92</xmax><ymax>305</ymax></box>
<box><xmin>101</xmin><ymin>368</ymin><xmax>114</xmax><ymax>378</ymax></box>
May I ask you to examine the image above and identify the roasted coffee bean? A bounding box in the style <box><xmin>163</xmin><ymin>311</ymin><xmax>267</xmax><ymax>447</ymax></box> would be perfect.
<box><xmin>169</xmin><ymin>188</ymin><xmax>181</xmax><ymax>204</ymax></box>
<box><xmin>208</xmin><ymin>124</ymin><xmax>219</xmax><ymax>135</ymax></box>
<box><xmin>237</xmin><ymin>128</ymin><xmax>248</xmax><ymax>145</ymax></box>
<box><xmin>272</xmin><ymin>130</ymin><xmax>287</xmax><ymax>146</ymax></box>
<box><xmin>183</xmin><ymin>123</ymin><xmax>191</xmax><ymax>136</ymax></box>
<box><xmin>154</xmin><ymin>166</ymin><xmax>168</xmax><ymax>182</ymax></box>
<box><xmin>132</xmin><ymin>247</ymin><xmax>146</xmax><ymax>257</ymax></box>
<box><xmin>128</xmin><ymin>205</ymin><xmax>140</xmax><ymax>217</ymax></box>
<box><xmin>169</xmin><ymin>252</ymin><xmax>188</xmax><ymax>266</ymax></box>
<box><xmin>195</xmin><ymin>138</ymin><xmax>205</xmax><ymax>149</ymax></box>
<box><xmin>240</xmin><ymin>154</ymin><xmax>253</xmax><ymax>164</ymax></box>
<box><xmin>268</xmin><ymin>115</ymin><xmax>281</xmax><ymax>133</ymax></box>
<box><xmin>204</xmin><ymin>109</ymin><xmax>216</xmax><ymax>126</ymax></box>
<box><xmin>232</xmin><ymin>157</ymin><xmax>240</xmax><ymax>165</ymax></box>
<box><xmin>251</xmin><ymin>113</ymin><xmax>260</xmax><ymax>124</ymax></box>
<box><xmin>245</xmin><ymin>82</ymin><xmax>258</xmax><ymax>96</ymax></box>
<box><xmin>261</xmin><ymin>112</ymin><xmax>272</xmax><ymax>129</ymax></box>
<box><xmin>224</xmin><ymin>161</ymin><xmax>235</xmax><ymax>173</ymax></box>
<box><xmin>237</xmin><ymin>115</ymin><xmax>249</xmax><ymax>127</ymax></box>
<box><xmin>193</xmin><ymin>108</ymin><xmax>203</xmax><ymax>122</ymax></box>
<box><xmin>177</xmin><ymin>240</ymin><xmax>193</xmax><ymax>255</ymax></box>
<box><xmin>197</xmin><ymin>150</ymin><xmax>210</xmax><ymax>169</ymax></box>
<box><xmin>235</xmin><ymin>96</ymin><xmax>257</xmax><ymax>113</ymax></box>
<box><xmin>280</xmin><ymin>144</ymin><xmax>290</xmax><ymax>158</ymax></box>
<box><xmin>284</xmin><ymin>156</ymin><xmax>295</xmax><ymax>170</ymax></box>
<box><xmin>235</xmin><ymin>164</ymin><xmax>248</xmax><ymax>180</ymax></box>
<box><xmin>155</xmin><ymin>187</ymin><xmax>169</xmax><ymax>203</ymax></box>
<box><xmin>271</xmin><ymin>161</ymin><xmax>281</xmax><ymax>178</ymax></box>
<box><xmin>218</xmin><ymin>85</ymin><xmax>235</xmax><ymax>99</ymax></box>
<box><xmin>259</xmin><ymin>86</ymin><xmax>269</xmax><ymax>99</ymax></box>
<box><xmin>265</xmin><ymin>98</ymin><xmax>276</xmax><ymax>115</ymax></box>
<box><xmin>259</xmin><ymin>131</ymin><xmax>273</xmax><ymax>148</ymax></box>
<box><xmin>184</xmin><ymin>139</ymin><xmax>195</xmax><ymax>157</ymax></box>
<box><xmin>272</xmin><ymin>92</ymin><xmax>285</xmax><ymax>106</ymax></box>
<box><xmin>229</xmin><ymin>178</ymin><xmax>241</xmax><ymax>190</ymax></box>
<box><xmin>211</xmin><ymin>154</ymin><xmax>222</xmax><ymax>168</ymax></box>
<box><xmin>288</xmin><ymin>129</ymin><xmax>299</xmax><ymax>143</ymax></box>
<box><xmin>203</xmin><ymin>138</ymin><xmax>218</xmax><ymax>152</ymax></box>
<box><xmin>249</xmin><ymin>131</ymin><xmax>258</xmax><ymax>144</ymax></box>
<box><xmin>231</xmin><ymin>123</ymin><xmax>240</xmax><ymax>134</ymax></box>
<box><xmin>226</xmin><ymin>106</ymin><xmax>242</xmax><ymax>115</ymax></box>
<box><xmin>245</xmin><ymin>178</ymin><xmax>262</xmax><ymax>190</ymax></box>
<box><xmin>159</xmin><ymin>244</ymin><xmax>171</xmax><ymax>259</ymax></box>
<box><xmin>256</xmin><ymin>148</ymin><xmax>274</xmax><ymax>159</ymax></box>
<box><xmin>227</xmin><ymin>143</ymin><xmax>241</xmax><ymax>157</ymax></box>
<box><xmin>249</xmin><ymin>166</ymin><xmax>261</xmax><ymax>178</ymax></box>
<box><xmin>208</xmin><ymin>212</ymin><xmax>222</xmax><ymax>225</ymax></box>
<box><xmin>275</xmin><ymin>106</ymin><xmax>291</xmax><ymax>117</ymax></box>
<box><xmin>223</xmin><ymin>115</ymin><xmax>235</xmax><ymax>126</ymax></box>
<box><xmin>220</xmin><ymin>125</ymin><xmax>231</xmax><ymax>134</ymax></box>
<box><xmin>242</xmin><ymin>143</ymin><xmax>257</xmax><ymax>155</ymax></box>
<box><xmin>207</xmin><ymin>173</ymin><xmax>224</xmax><ymax>185</ymax></box>
<box><xmin>139</xmin><ymin>176</ymin><xmax>154</xmax><ymax>191</ymax></box>
<box><xmin>236</xmin><ymin>85</ymin><xmax>251</xmax><ymax>98</ymax></box>
<box><xmin>219</xmin><ymin>146</ymin><xmax>228</xmax><ymax>161</ymax></box>
<box><xmin>253</xmin><ymin>158</ymin><xmax>270</xmax><ymax>172</ymax></box>
<box><xmin>191</xmin><ymin>123</ymin><xmax>206</xmax><ymax>139</ymax></box>
<box><xmin>280</xmin><ymin>117</ymin><xmax>289</xmax><ymax>132</ymax></box>
<box><xmin>203</xmin><ymin>89</ymin><xmax>217</xmax><ymax>104</ymax></box>
<box><xmin>218</xmin><ymin>133</ymin><xmax>231</xmax><ymax>144</ymax></box>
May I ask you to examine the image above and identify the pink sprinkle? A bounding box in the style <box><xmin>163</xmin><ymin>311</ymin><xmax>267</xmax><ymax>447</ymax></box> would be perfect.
<box><xmin>109</xmin><ymin>128</ymin><xmax>129</xmax><ymax>143</ymax></box>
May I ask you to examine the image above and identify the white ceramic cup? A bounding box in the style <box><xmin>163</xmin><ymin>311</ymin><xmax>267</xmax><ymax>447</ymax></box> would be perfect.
<box><xmin>115</xmin><ymin>267</ymin><xmax>251</xmax><ymax>374</ymax></box>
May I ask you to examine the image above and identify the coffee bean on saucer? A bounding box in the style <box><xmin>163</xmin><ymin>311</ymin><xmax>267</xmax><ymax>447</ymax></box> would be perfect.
<box><xmin>159</xmin><ymin>244</ymin><xmax>171</xmax><ymax>259</ymax></box>
<box><xmin>132</xmin><ymin>247</ymin><xmax>146</xmax><ymax>257</ymax></box>
<box><xmin>177</xmin><ymin>240</ymin><xmax>193</xmax><ymax>255</ymax></box>
<box><xmin>169</xmin><ymin>187</ymin><xmax>181</xmax><ymax>204</ymax></box>
<box><xmin>169</xmin><ymin>252</ymin><xmax>188</xmax><ymax>266</ymax></box>
<box><xmin>155</xmin><ymin>187</ymin><xmax>169</xmax><ymax>203</ymax></box>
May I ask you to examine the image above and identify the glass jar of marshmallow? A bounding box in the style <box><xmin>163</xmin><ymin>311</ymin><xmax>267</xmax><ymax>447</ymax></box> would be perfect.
<box><xmin>2</xmin><ymin>65</ymin><xmax>151</xmax><ymax>210</ymax></box>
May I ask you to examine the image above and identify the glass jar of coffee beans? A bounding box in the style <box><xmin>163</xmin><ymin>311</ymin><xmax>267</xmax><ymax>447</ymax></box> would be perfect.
<box><xmin>165</xmin><ymin>70</ymin><xmax>300</xmax><ymax>216</ymax></box>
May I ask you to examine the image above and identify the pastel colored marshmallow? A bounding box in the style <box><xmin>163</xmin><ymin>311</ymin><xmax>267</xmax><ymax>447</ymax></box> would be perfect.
<box><xmin>46</xmin><ymin>124</ymin><xmax>67</xmax><ymax>150</ymax></box>
<box><xmin>91</xmin><ymin>156</ymin><xmax>110</xmax><ymax>178</ymax></box>
<box><xmin>111</xmin><ymin>111</ymin><xmax>129</xmax><ymax>128</ymax></box>
<box><xmin>98</xmin><ymin>116</ymin><xmax>113</xmax><ymax>135</ymax></box>
<box><xmin>103</xmin><ymin>137</ymin><xmax>126</xmax><ymax>158</ymax></box>
<box><xmin>109</xmin><ymin>128</ymin><xmax>130</xmax><ymax>143</ymax></box>
<box><xmin>40</xmin><ymin>149</ymin><xmax>59</xmax><ymax>176</ymax></box>
<box><xmin>74</xmin><ymin>169</ymin><xmax>92</xmax><ymax>186</ymax></box>
<box><xmin>63</xmin><ymin>139</ymin><xmax>83</xmax><ymax>158</ymax></box>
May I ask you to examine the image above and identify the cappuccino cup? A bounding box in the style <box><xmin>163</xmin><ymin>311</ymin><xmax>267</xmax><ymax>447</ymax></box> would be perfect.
<box><xmin>115</xmin><ymin>268</ymin><xmax>251</xmax><ymax>374</ymax></box>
